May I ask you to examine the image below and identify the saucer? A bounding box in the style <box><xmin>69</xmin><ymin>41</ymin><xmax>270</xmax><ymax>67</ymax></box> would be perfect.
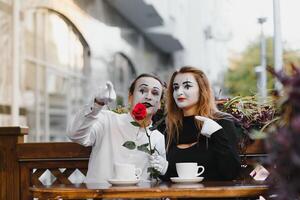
<box><xmin>171</xmin><ymin>183</ymin><xmax>204</xmax><ymax>188</ymax></box>
<box><xmin>170</xmin><ymin>177</ymin><xmax>204</xmax><ymax>184</ymax></box>
<box><xmin>108</xmin><ymin>178</ymin><xmax>140</xmax><ymax>186</ymax></box>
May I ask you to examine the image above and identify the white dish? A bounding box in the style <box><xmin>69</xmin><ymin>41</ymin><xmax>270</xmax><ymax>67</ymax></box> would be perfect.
<box><xmin>170</xmin><ymin>176</ymin><xmax>204</xmax><ymax>183</ymax></box>
<box><xmin>171</xmin><ymin>183</ymin><xmax>204</xmax><ymax>188</ymax></box>
<box><xmin>108</xmin><ymin>178</ymin><xmax>140</xmax><ymax>186</ymax></box>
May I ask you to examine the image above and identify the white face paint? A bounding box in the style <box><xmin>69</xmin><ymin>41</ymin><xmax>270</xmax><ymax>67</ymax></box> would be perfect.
<box><xmin>131</xmin><ymin>77</ymin><xmax>163</xmax><ymax>115</ymax></box>
<box><xmin>173</xmin><ymin>73</ymin><xmax>199</xmax><ymax>114</ymax></box>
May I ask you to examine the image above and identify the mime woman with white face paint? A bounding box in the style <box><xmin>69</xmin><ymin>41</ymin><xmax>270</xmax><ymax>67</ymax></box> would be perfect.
<box><xmin>161</xmin><ymin>66</ymin><xmax>241</xmax><ymax>181</ymax></box>
<box><xmin>67</xmin><ymin>74</ymin><xmax>168</xmax><ymax>183</ymax></box>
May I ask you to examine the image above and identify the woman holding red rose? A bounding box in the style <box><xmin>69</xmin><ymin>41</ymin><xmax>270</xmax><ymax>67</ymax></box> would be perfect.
<box><xmin>67</xmin><ymin>74</ymin><xmax>167</xmax><ymax>183</ymax></box>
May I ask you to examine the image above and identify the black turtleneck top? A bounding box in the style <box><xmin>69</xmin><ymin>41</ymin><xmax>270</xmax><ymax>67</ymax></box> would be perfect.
<box><xmin>161</xmin><ymin>116</ymin><xmax>241</xmax><ymax>181</ymax></box>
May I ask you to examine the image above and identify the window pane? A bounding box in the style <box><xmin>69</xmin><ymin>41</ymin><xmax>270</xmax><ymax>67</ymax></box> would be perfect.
<box><xmin>24</xmin><ymin>10</ymin><xmax>35</xmax><ymax>58</ymax></box>
<box><xmin>110</xmin><ymin>53</ymin><xmax>135</xmax><ymax>105</ymax></box>
<box><xmin>23</xmin><ymin>9</ymin><xmax>86</xmax><ymax>141</ymax></box>
<box><xmin>0</xmin><ymin>8</ymin><xmax>12</xmax><ymax>106</ymax></box>
<box><xmin>0</xmin><ymin>4</ymin><xmax>13</xmax><ymax>126</ymax></box>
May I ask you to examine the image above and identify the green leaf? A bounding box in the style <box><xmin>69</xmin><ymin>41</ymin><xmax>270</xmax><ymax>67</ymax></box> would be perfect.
<box><xmin>249</xmin><ymin>130</ymin><xmax>267</xmax><ymax>140</ymax></box>
<box><xmin>137</xmin><ymin>143</ymin><xmax>150</xmax><ymax>154</ymax></box>
<box><xmin>130</xmin><ymin>121</ymin><xmax>140</xmax><ymax>127</ymax></box>
<box><xmin>152</xmin><ymin>147</ymin><xmax>159</xmax><ymax>155</ymax></box>
<box><xmin>147</xmin><ymin>167</ymin><xmax>161</xmax><ymax>179</ymax></box>
<box><xmin>138</xmin><ymin>143</ymin><xmax>149</xmax><ymax>148</ymax></box>
<box><xmin>122</xmin><ymin>141</ymin><xmax>136</xmax><ymax>150</ymax></box>
<box><xmin>149</xmin><ymin>126</ymin><xmax>155</xmax><ymax>131</ymax></box>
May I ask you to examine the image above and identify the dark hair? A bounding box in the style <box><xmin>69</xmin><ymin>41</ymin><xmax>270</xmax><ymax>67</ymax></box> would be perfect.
<box><xmin>128</xmin><ymin>73</ymin><xmax>165</xmax><ymax>99</ymax></box>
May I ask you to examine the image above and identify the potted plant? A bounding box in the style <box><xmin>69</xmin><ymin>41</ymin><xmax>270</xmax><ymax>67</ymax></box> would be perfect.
<box><xmin>217</xmin><ymin>95</ymin><xmax>278</xmax><ymax>153</ymax></box>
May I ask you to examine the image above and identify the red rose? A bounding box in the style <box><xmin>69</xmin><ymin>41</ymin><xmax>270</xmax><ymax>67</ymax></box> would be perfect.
<box><xmin>132</xmin><ymin>103</ymin><xmax>147</xmax><ymax>121</ymax></box>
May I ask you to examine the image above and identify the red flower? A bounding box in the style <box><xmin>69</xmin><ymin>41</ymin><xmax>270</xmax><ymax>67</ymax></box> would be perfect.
<box><xmin>132</xmin><ymin>103</ymin><xmax>147</xmax><ymax>121</ymax></box>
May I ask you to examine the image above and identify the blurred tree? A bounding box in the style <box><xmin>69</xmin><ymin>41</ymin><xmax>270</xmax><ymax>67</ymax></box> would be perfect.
<box><xmin>224</xmin><ymin>36</ymin><xmax>300</xmax><ymax>97</ymax></box>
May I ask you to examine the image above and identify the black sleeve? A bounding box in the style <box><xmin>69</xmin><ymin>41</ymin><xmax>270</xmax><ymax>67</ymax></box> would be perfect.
<box><xmin>210</xmin><ymin>121</ymin><xmax>241</xmax><ymax>180</ymax></box>
<box><xmin>217</xmin><ymin>119</ymin><xmax>240</xmax><ymax>153</ymax></box>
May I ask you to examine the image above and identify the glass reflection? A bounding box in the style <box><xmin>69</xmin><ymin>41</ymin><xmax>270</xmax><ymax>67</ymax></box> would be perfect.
<box><xmin>23</xmin><ymin>9</ymin><xmax>87</xmax><ymax>141</ymax></box>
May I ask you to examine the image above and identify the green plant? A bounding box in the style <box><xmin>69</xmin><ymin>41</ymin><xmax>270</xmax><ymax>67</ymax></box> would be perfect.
<box><xmin>217</xmin><ymin>95</ymin><xmax>278</xmax><ymax>157</ymax></box>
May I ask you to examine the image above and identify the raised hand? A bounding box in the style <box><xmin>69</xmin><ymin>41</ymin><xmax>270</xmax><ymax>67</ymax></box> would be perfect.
<box><xmin>195</xmin><ymin>116</ymin><xmax>222</xmax><ymax>137</ymax></box>
<box><xmin>94</xmin><ymin>81</ymin><xmax>116</xmax><ymax>105</ymax></box>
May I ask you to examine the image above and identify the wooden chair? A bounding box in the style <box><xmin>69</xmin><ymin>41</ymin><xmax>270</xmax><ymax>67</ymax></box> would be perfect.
<box><xmin>0</xmin><ymin>127</ymin><xmax>90</xmax><ymax>200</ymax></box>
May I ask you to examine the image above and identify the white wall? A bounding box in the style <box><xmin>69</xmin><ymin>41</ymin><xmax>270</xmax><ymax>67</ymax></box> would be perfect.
<box><xmin>151</xmin><ymin>0</ymin><xmax>232</xmax><ymax>90</ymax></box>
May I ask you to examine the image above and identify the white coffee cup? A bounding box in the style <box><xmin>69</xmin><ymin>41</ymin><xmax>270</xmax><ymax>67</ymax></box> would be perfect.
<box><xmin>114</xmin><ymin>163</ymin><xmax>142</xmax><ymax>180</ymax></box>
<box><xmin>176</xmin><ymin>162</ymin><xmax>205</xmax><ymax>178</ymax></box>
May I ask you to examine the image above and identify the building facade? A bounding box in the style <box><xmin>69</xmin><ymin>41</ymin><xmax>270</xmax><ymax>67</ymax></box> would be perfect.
<box><xmin>0</xmin><ymin>0</ymin><xmax>231</xmax><ymax>141</ymax></box>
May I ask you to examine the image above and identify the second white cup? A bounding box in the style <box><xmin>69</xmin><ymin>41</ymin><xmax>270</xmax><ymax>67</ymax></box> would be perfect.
<box><xmin>114</xmin><ymin>163</ymin><xmax>142</xmax><ymax>180</ymax></box>
<box><xmin>176</xmin><ymin>162</ymin><xmax>205</xmax><ymax>178</ymax></box>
